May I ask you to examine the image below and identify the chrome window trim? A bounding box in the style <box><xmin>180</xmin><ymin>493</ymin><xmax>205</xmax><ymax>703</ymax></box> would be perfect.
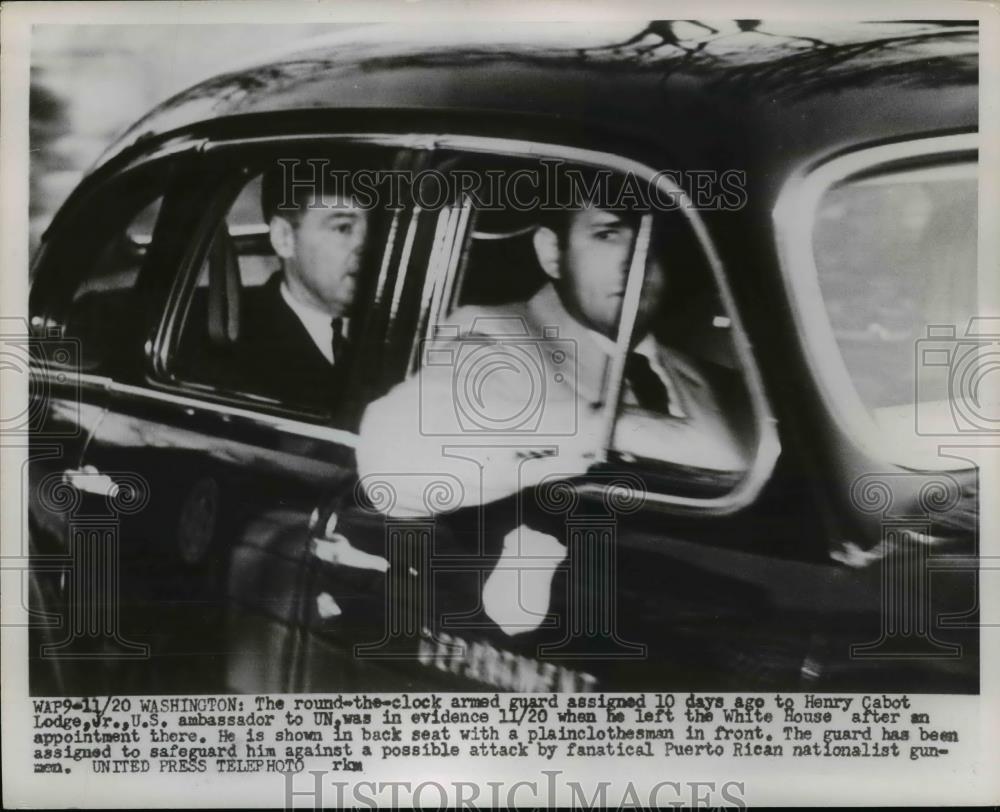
<box><xmin>106</xmin><ymin>380</ymin><xmax>360</xmax><ymax>447</ymax></box>
<box><xmin>150</xmin><ymin>140</ymin><xmax>412</xmax><ymax>424</ymax></box>
<box><xmin>201</xmin><ymin>133</ymin><xmax>441</xmax><ymax>153</ymax></box>
<box><xmin>78</xmin><ymin>130</ymin><xmax>777</xmax><ymax>515</ymax></box>
<box><xmin>407</xmin><ymin>134</ymin><xmax>780</xmax><ymax>516</ymax></box>
<box><xmin>388</xmin><ymin>205</ymin><xmax>422</xmax><ymax>328</ymax></box>
<box><xmin>371</xmin><ymin>208</ymin><xmax>403</xmax><ymax>313</ymax></box>
<box><xmin>772</xmin><ymin>133</ymin><xmax>978</xmax><ymax>472</ymax></box>
<box><xmin>151</xmin><ymin>169</ymin><xmax>250</xmax><ymax>379</ymax></box>
<box><xmin>406</xmin><ymin>204</ymin><xmax>464</xmax><ymax>374</ymax></box>
<box><xmin>29</xmin><ymin>367</ymin><xmax>360</xmax><ymax>448</ymax></box>
<box><xmin>601</xmin><ymin>213</ymin><xmax>653</xmax><ymax>455</ymax></box>
<box><xmin>29</xmin><ymin>368</ymin><xmax>113</xmax><ymax>394</ymax></box>
<box><xmin>436</xmin><ymin>199</ymin><xmax>472</xmax><ymax>328</ymax></box>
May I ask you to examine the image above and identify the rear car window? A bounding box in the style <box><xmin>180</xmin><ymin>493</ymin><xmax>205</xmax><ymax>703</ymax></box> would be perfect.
<box><xmin>166</xmin><ymin>146</ymin><xmax>404</xmax><ymax>423</ymax></box>
<box><xmin>31</xmin><ymin>178</ymin><xmax>170</xmax><ymax>375</ymax></box>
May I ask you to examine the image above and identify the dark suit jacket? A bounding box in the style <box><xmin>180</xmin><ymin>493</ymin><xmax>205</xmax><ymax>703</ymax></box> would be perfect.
<box><xmin>236</xmin><ymin>273</ymin><xmax>346</xmax><ymax>412</ymax></box>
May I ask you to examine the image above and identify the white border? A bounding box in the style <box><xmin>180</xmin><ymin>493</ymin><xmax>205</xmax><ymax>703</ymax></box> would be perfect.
<box><xmin>3</xmin><ymin>3</ymin><xmax>999</xmax><ymax>809</ymax></box>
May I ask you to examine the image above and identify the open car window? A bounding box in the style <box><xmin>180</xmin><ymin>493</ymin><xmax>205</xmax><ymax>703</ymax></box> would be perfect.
<box><xmin>402</xmin><ymin>149</ymin><xmax>767</xmax><ymax>501</ymax></box>
<box><xmin>30</xmin><ymin>167</ymin><xmax>172</xmax><ymax>376</ymax></box>
<box><xmin>164</xmin><ymin>145</ymin><xmax>407</xmax><ymax>425</ymax></box>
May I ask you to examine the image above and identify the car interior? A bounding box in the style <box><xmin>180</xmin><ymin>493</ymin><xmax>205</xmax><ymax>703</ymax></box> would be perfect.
<box><xmin>158</xmin><ymin>152</ymin><xmax>758</xmax><ymax>485</ymax></box>
<box><xmin>403</xmin><ymin>155</ymin><xmax>759</xmax><ymax>485</ymax></box>
<box><xmin>56</xmin><ymin>194</ymin><xmax>166</xmax><ymax>375</ymax></box>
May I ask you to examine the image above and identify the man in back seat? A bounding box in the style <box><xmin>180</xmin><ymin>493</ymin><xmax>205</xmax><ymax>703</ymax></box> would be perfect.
<box><xmin>235</xmin><ymin>163</ymin><xmax>371</xmax><ymax>411</ymax></box>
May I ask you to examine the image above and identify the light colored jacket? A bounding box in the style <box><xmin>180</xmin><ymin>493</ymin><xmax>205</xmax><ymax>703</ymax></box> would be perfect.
<box><xmin>357</xmin><ymin>283</ymin><xmax>746</xmax><ymax>517</ymax></box>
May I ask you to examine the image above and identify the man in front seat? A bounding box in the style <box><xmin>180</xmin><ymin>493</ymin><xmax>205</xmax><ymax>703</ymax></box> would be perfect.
<box><xmin>357</xmin><ymin>194</ymin><xmax>745</xmax><ymax>517</ymax></box>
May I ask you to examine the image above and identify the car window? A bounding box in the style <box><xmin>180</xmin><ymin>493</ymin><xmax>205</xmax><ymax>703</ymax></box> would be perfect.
<box><xmin>31</xmin><ymin>175</ymin><xmax>169</xmax><ymax>375</ymax></box>
<box><xmin>403</xmin><ymin>151</ymin><xmax>761</xmax><ymax>498</ymax></box>
<box><xmin>167</xmin><ymin>147</ymin><xmax>405</xmax><ymax>425</ymax></box>
<box><xmin>813</xmin><ymin>161</ymin><xmax>978</xmax><ymax>441</ymax></box>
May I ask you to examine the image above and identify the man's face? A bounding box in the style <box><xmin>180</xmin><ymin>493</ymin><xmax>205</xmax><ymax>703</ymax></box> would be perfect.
<box><xmin>539</xmin><ymin>204</ymin><xmax>666</xmax><ymax>339</ymax></box>
<box><xmin>270</xmin><ymin>193</ymin><xmax>369</xmax><ymax>316</ymax></box>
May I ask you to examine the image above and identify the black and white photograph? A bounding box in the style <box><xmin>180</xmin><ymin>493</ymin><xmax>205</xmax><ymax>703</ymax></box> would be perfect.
<box><xmin>2</xmin><ymin>1</ymin><xmax>998</xmax><ymax>808</ymax></box>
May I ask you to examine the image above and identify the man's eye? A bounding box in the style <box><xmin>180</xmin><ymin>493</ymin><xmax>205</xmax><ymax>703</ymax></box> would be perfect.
<box><xmin>331</xmin><ymin>223</ymin><xmax>354</xmax><ymax>235</ymax></box>
<box><xmin>594</xmin><ymin>228</ymin><xmax>623</xmax><ymax>242</ymax></box>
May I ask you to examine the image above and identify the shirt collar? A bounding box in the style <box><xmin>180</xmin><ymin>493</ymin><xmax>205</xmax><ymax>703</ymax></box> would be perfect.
<box><xmin>586</xmin><ymin>329</ymin><xmax>657</xmax><ymax>361</ymax></box>
<box><xmin>587</xmin><ymin>329</ymin><xmax>687</xmax><ymax>419</ymax></box>
<box><xmin>280</xmin><ymin>280</ymin><xmax>348</xmax><ymax>364</ymax></box>
<box><xmin>524</xmin><ymin>284</ymin><xmax>685</xmax><ymax>417</ymax></box>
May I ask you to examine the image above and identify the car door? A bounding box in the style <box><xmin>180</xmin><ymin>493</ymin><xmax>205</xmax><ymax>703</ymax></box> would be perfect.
<box><xmin>26</xmin><ymin>147</ymin><xmax>203</xmax><ymax>694</ymax></box>
<box><xmin>769</xmin><ymin>134</ymin><xmax>981</xmax><ymax>691</ymax></box>
<box><xmin>289</xmin><ymin>137</ymin><xmax>829</xmax><ymax>693</ymax></box>
<box><xmin>423</xmin><ymin>140</ymin><xmax>805</xmax><ymax>692</ymax></box>
<box><xmin>299</xmin><ymin>134</ymin><xmax>980</xmax><ymax>694</ymax></box>
<box><xmin>74</xmin><ymin>136</ymin><xmax>430</xmax><ymax>694</ymax></box>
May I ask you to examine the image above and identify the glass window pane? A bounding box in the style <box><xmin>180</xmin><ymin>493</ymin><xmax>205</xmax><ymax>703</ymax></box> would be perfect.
<box><xmin>414</xmin><ymin>155</ymin><xmax>757</xmax><ymax>493</ymax></box>
<box><xmin>812</xmin><ymin>163</ymin><xmax>978</xmax><ymax>435</ymax></box>
<box><xmin>58</xmin><ymin>192</ymin><xmax>166</xmax><ymax>372</ymax></box>
<box><xmin>170</xmin><ymin>149</ymin><xmax>400</xmax><ymax>423</ymax></box>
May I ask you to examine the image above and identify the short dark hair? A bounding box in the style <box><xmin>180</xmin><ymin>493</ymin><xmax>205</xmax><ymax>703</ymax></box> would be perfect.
<box><xmin>260</xmin><ymin>161</ymin><xmax>343</xmax><ymax>224</ymax></box>
<box><xmin>537</xmin><ymin>169</ymin><xmax>648</xmax><ymax>243</ymax></box>
<box><xmin>260</xmin><ymin>155</ymin><xmax>385</xmax><ymax>224</ymax></box>
<box><xmin>261</xmin><ymin>162</ymin><xmax>309</xmax><ymax>224</ymax></box>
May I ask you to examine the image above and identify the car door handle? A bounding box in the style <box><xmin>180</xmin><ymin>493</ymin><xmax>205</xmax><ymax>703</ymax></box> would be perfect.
<box><xmin>308</xmin><ymin>509</ymin><xmax>389</xmax><ymax>573</ymax></box>
<box><xmin>311</xmin><ymin>534</ymin><xmax>389</xmax><ymax>573</ymax></box>
<box><xmin>62</xmin><ymin>465</ymin><xmax>120</xmax><ymax>497</ymax></box>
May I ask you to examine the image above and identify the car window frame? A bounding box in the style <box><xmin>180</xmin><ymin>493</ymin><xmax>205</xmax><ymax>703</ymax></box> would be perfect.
<box><xmin>772</xmin><ymin>132</ymin><xmax>978</xmax><ymax>473</ymax></box>
<box><xmin>397</xmin><ymin>134</ymin><xmax>780</xmax><ymax>516</ymax></box>
<box><xmin>27</xmin><ymin>151</ymin><xmax>197</xmax><ymax>382</ymax></box>
<box><xmin>149</xmin><ymin>137</ymin><xmax>421</xmax><ymax>428</ymax></box>
<box><xmin>94</xmin><ymin>130</ymin><xmax>779</xmax><ymax>513</ymax></box>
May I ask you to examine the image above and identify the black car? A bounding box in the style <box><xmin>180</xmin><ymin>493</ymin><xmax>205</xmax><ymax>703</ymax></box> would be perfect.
<box><xmin>27</xmin><ymin>20</ymin><xmax>981</xmax><ymax>695</ymax></box>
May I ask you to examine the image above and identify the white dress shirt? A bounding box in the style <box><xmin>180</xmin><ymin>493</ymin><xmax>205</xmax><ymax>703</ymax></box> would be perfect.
<box><xmin>279</xmin><ymin>281</ymin><xmax>348</xmax><ymax>365</ymax></box>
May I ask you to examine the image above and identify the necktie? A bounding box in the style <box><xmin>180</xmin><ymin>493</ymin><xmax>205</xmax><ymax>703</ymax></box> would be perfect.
<box><xmin>625</xmin><ymin>351</ymin><xmax>671</xmax><ymax>413</ymax></box>
<box><xmin>330</xmin><ymin>318</ymin><xmax>346</xmax><ymax>365</ymax></box>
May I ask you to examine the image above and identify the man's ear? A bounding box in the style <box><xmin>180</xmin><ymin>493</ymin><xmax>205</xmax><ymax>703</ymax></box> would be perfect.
<box><xmin>532</xmin><ymin>226</ymin><xmax>561</xmax><ymax>281</ymax></box>
<box><xmin>268</xmin><ymin>215</ymin><xmax>296</xmax><ymax>260</ymax></box>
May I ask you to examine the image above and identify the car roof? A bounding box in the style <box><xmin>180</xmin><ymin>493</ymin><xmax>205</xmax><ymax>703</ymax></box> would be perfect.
<box><xmin>97</xmin><ymin>20</ymin><xmax>978</xmax><ymax>183</ymax></box>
